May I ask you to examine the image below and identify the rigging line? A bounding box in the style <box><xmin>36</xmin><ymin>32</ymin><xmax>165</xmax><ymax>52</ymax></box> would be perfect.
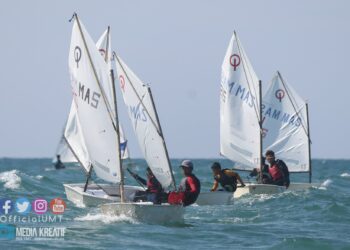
<box><xmin>74</xmin><ymin>14</ymin><xmax>117</xmax><ymax>132</ymax></box>
<box><xmin>113</xmin><ymin>52</ymin><xmax>162</xmax><ymax>136</ymax></box>
<box><xmin>234</xmin><ymin>32</ymin><xmax>261</xmax><ymax>127</ymax></box>
<box><xmin>277</xmin><ymin>71</ymin><xmax>309</xmax><ymax>137</ymax></box>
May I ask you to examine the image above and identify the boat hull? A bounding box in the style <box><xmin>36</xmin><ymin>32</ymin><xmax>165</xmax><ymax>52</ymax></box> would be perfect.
<box><xmin>234</xmin><ymin>182</ymin><xmax>318</xmax><ymax>198</ymax></box>
<box><xmin>196</xmin><ymin>191</ymin><xmax>234</xmax><ymax>205</ymax></box>
<box><xmin>63</xmin><ymin>183</ymin><xmax>144</xmax><ymax>207</ymax></box>
<box><xmin>100</xmin><ymin>202</ymin><xmax>184</xmax><ymax>224</ymax></box>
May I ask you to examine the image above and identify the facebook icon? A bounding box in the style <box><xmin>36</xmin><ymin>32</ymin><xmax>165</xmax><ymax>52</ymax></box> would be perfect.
<box><xmin>0</xmin><ymin>199</ymin><xmax>13</xmax><ymax>215</ymax></box>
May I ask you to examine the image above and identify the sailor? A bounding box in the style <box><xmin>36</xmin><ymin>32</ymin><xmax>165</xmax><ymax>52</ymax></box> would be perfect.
<box><xmin>210</xmin><ymin>162</ymin><xmax>245</xmax><ymax>192</ymax></box>
<box><xmin>129</xmin><ymin>167</ymin><xmax>163</xmax><ymax>204</ymax></box>
<box><xmin>265</xmin><ymin>150</ymin><xmax>290</xmax><ymax>188</ymax></box>
<box><xmin>249</xmin><ymin>157</ymin><xmax>272</xmax><ymax>184</ymax></box>
<box><xmin>178</xmin><ymin>160</ymin><xmax>201</xmax><ymax>206</ymax></box>
<box><xmin>54</xmin><ymin>155</ymin><xmax>65</xmax><ymax>170</ymax></box>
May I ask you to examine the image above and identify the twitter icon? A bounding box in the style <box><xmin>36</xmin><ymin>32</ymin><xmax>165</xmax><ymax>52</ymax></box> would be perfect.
<box><xmin>15</xmin><ymin>198</ymin><xmax>31</xmax><ymax>214</ymax></box>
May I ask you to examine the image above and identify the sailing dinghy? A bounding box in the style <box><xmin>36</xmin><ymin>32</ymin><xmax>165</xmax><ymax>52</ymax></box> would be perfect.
<box><xmin>100</xmin><ymin>52</ymin><xmax>185</xmax><ymax>223</ymax></box>
<box><xmin>65</xmin><ymin>14</ymin><xmax>183</xmax><ymax>223</ymax></box>
<box><xmin>63</xmin><ymin>22</ymin><xmax>139</xmax><ymax>207</ymax></box>
<box><xmin>234</xmin><ymin>71</ymin><xmax>316</xmax><ymax>198</ymax></box>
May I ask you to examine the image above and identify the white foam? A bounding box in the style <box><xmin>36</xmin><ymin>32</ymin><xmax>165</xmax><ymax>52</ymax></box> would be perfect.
<box><xmin>0</xmin><ymin>170</ymin><xmax>21</xmax><ymax>189</ymax></box>
<box><xmin>74</xmin><ymin>213</ymin><xmax>138</xmax><ymax>224</ymax></box>
<box><xmin>35</xmin><ymin>175</ymin><xmax>43</xmax><ymax>180</ymax></box>
<box><xmin>319</xmin><ymin>179</ymin><xmax>332</xmax><ymax>190</ymax></box>
<box><xmin>341</xmin><ymin>173</ymin><xmax>350</xmax><ymax>178</ymax></box>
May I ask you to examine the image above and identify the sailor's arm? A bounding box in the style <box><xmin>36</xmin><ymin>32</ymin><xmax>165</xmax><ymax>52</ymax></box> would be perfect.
<box><xmin>211</xmin><ymin>180</ymin><xmax>219</xmax><ymax>192</ymax></box>
<box><xmin>225</xmin><ymin>170</ymin><xmax>245</xmax><ymax>186</ymax></box>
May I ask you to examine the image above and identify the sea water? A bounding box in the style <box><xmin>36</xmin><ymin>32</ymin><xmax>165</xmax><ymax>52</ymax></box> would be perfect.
<box><xmin>0</xmin><ymin>158</ymin><xmax>349</xmax><ymax>249</ymax></box>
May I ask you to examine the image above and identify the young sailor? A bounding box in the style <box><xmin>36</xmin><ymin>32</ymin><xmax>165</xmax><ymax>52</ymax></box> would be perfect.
<box><xmin>210</xmin><ymin>162</ymin><xmax>245</xmax><ymax>192</ymax></box>
<box><xmin>178</xmin><ymin>160</ymin><xmax>201</xmax><ymax>206</ymax></box>
<box><xmin>249</xmin><ymin>157</ymin><xmax>272</xmax><ymax>184</ymax></box>
<box><xmin>54</xmin><ymin>155</ymin><xmax>65</xmax><ymax>170</ymax></box>
<box><xmin>265</xmin><ymin>150</ymin><xmax>290</xmax><ymax>188</ymax></box>
<box><xmin>128</xmin><ymin>167</ymin><xmax>163</xmax><ymax>204</ymax></box>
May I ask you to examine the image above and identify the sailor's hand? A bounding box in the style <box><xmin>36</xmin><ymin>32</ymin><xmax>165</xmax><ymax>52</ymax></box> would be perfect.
<box><xmin>210</xmin><ymin>189</ymin><xmax>215</xmax><ymax>192</ymax></box>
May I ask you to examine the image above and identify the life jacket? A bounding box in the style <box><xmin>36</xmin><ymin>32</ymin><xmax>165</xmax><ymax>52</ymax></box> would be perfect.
<box><xmin>147</xmin><ymin>176</ymin><xmax>162</xmax><ymax>193</ymax></box>
<box><xmin>214</xmin><ymin>169</ymin><xmax>237</xmax><ymax>190</ymax></box>
<box><xmin>179</xmin><ymin>174</ymin><xmax>201</xmax><ymax>206</ymax></box>
<box><xmin>268</xmin><ymin>164</ymin><xmax>284</xmax><ymax>181</ymax></box>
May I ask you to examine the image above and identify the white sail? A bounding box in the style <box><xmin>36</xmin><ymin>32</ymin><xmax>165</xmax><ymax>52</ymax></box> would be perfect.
<box><xmin>119</xmin><ymin>124</ymin><xmax>129</xmax><ymax>160</ymax></box>
<box><xmin>95</xmin><ymin>27</ymin><xmax>115</xmax><ymax>119</ymax></box>
<box><xmin>114</xmin><ymin>55</ymin><xmax>175</xmax><ymax>189</ymax></box>
<box><xmin>262</xmin><ymin>71</ymin><xmax>310</xmax><ymax>172</ymax></box>
<box><xmin>64</xmin><ymin>103</ymin><xmax>90</xmax><ymax>172</ymax></box>
<box><xmin>54</xmin><ymin>137</ymin><xmax>77</xmax><ymax>164</ymax></box>
<box><xmin>96</xmin><ymin>28</ymin><xmax>130</xmax><ymax>160</ymax></box>
<box><xmin>68</xmin><ymin>17</ymin><xmax>121</xmax><ymax>183</ymax></box>
<box><xmin>220</xmin><ymin>32</ymin><xmax>261</xmax><ymax>170</ymax></box>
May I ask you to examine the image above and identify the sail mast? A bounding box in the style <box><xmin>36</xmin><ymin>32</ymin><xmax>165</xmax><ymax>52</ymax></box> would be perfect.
<box><xmin>111</xmin><ymin>69</ymin><xmax>125</xmax><ymax>202</ymax></box>
<box><xmin>306</xmin><ymin>103</ymin><xmax>312</xmax><ymax>183</ymax></box>
<box><xmin>259</xmin><ymin>80</ymin><xmax>263</xmax><ymax>183</ymax></box>
<box><xmin>147</xmin><ymin>87</ymin><xmax>177</xmax><ymax>190</ymax></box>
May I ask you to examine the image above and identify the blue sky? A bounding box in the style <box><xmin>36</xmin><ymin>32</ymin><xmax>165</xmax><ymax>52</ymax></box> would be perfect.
<box><xmin>0</xmin><ymin>0</ymin><xmax>349</xmax><ymax>159</ymax></box>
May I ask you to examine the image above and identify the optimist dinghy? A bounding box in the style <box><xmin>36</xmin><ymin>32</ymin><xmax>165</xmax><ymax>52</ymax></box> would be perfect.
<box><xmin>65</xmin><ymin>13</ymin><xmax>183</xmax><ymax>223</ymax></box>
<box><xmin>63</xmin><ymin>18</ymin><xmax>139</xmax><ymax>207</ymax></box>
<box><xmin>220</xmin><ymin>32</ymin><xmax>317</xmax><ymax>198</ymax></box>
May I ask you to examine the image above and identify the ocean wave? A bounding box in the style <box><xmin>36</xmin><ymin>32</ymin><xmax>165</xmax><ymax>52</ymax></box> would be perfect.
<box><xmin>319</xmin><ymin>179</ymin><xmax>332</xmax><ymax>190</ymax></box>
<box><xmin>0</xmin><ymin>170</ymin><xmax>21</xmax><ymax>189</ymax></box>
<box><xmin>74</xmin><ymin>213</ymin><xmax>138</xmax><ymax>224</ymax></box>
<box><xmin>340</xmin><ymin>173</ymin><xmax>350</xmax><ymax>178</ymax></box>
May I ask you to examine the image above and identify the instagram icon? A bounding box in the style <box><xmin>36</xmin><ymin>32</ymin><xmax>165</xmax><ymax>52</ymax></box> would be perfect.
<box><xmin>32</xmin><ymin>199</ymin><xmax>48</xmax><ymax>214</ymax></box>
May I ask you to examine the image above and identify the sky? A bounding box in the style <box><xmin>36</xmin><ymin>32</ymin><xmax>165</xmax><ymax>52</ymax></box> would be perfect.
<box><xmin>0</xmin><ymin>0</ymin><xmax>349</xmax><ymax>159</ymax></box>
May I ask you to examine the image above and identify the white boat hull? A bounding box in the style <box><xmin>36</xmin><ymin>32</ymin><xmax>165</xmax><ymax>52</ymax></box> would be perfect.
<box><xmin>100</xmin><ymin>202</ymin><xmax>184</xmax><ymax>224</ymax></box>
<box><xmin>64</xmin><ymin>183</ymin><xmax>144</xmax><ymax>207</ymax></box>
<box><xmin>196</xmin><ymin>191</ymin><xmax>234</xmax><ymax>205</ymax></box>
<box><xmin>234</xmin><ymin>182</ymin><xmax>317</xmax><ymax>198</ymax></box>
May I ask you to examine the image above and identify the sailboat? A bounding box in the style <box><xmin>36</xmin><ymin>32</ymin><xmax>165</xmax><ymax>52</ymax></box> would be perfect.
<box><xmin>99</xmin><ymin>51</ymin><xmax>186</xmax><ymax>222</ymax></box>
<box><xmin>63</xmin><ymin>15</ymin><xmax>144</xmax><ymax>207</ymax></box>
<box><xmin>53</xmin><ymin>131</ymin><xmax>78</xmax><ymax>164</ymax></box>
<box><xmin>235</xmin><ymin>71</ymin><xmax>316</xmax><ymax>198</ymax></box>
<box><xmin>225</xmin><ymin>40</ymin><xmax>315</xmax><ymax>198</ymax></box>
<box><xmin>65</xmin><ymin>14</ymin><xmax>184</xmax><ymax>223</ymax></box>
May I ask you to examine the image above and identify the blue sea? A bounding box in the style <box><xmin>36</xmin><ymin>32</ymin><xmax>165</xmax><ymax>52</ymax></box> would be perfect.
<box><xmin>0</xmin><ymin>158</ymin><xmax>349</xmax><ymax>249</ymax></box>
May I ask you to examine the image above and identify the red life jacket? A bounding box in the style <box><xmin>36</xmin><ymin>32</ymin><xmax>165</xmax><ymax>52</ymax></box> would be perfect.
<box><xmin>147</xmin><ymin>176</ymin><xmax>162</xmax><ymax>193</ymax></box>
<box><xmin>268</xmin><ymin>165</ymin><xmax>283</xmax><ymax>181</ymax></box>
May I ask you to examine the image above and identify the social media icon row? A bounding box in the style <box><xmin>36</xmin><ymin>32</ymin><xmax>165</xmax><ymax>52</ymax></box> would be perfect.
<box><xmin>0</xmin><ymin>198</ymin><xmax>66</xmax><ymax>215</ymax></box>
